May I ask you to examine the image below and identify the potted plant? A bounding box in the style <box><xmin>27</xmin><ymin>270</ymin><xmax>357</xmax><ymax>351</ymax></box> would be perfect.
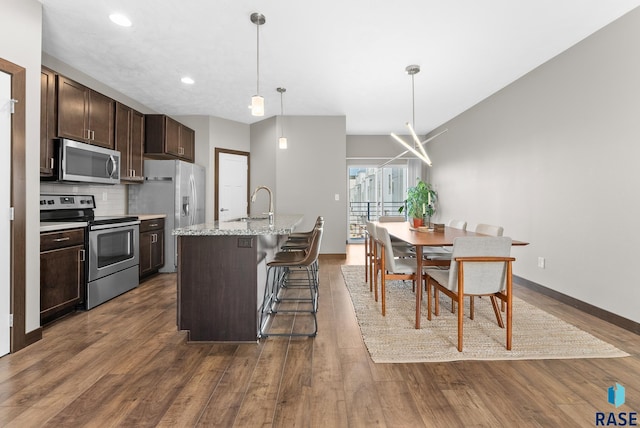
<box><xmin>398</xmin><ymin>178</ymin><xmax>437</xmax><ymax>227</ymax></box>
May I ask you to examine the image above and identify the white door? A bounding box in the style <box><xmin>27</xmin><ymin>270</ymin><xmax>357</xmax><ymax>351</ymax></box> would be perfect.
<box><xmin>218</xmin><ymin>152</ymin><xmax>248</xmax><ymax>221</ymax></box>
<box><xmin>0</xmin><ymin>71</ymin><xmax>12</xmax><ymax>356</ymax></box>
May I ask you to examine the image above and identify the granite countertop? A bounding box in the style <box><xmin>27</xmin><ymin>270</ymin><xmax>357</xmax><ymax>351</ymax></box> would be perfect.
<box><xmin>136</xmin><ymin>214</ymin><xmax>167</xmax><ymax>221</ymax></box>
<box><xmin>40</xmin><ymin>221</ymin><xmax>88</xmax><ymax>233</ymax></box>
<box><xmin>173</xmin><ymin>214</ymin><xmax>303</xmax><ymax>236</ymax></box>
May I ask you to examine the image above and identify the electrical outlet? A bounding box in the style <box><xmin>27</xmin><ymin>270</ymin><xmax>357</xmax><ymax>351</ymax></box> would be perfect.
<box><xmin>537</xmin><ymin>257</ymin><xmax>545</xmax><ymax>269</ymax></box>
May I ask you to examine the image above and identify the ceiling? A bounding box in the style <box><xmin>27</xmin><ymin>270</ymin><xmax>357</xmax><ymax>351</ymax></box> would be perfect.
<box><xmin>40</xmin><ymin>0</ymin><xmax>640</xmax><ymax>136</ymax></box>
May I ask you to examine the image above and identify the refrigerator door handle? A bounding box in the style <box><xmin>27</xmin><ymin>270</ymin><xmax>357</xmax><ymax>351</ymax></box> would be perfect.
<box><xmin>190</xmin><ymin>174</ymin><xmax>197</xmax><ymax>225</ymax></box>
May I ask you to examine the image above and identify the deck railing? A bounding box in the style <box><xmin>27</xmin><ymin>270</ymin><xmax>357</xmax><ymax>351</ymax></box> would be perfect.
<box><xmin>348</xmin><ymin>201</ymin><xmax>405</xmax><ymax>240</ymax></box>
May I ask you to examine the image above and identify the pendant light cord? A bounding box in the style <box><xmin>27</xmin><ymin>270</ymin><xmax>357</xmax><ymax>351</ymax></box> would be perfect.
<box><xmin>256</xmin><ymin>24</ymin><xmax>260</xmax><ymax>95</ymax></box>
<box><xmin>411</xmin><ymin>73</ymin><xmax>416</xmax><ymax>149</ymax></box>
<box><xmin>280</xmin><ymin>91</ymin><xmax>284</xmax><ymax>136</ymax></box>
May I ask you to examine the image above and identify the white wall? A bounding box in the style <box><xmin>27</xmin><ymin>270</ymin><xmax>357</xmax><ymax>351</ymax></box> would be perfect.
<box><xmin>0</xmin><ymin>0</ymin><xmax>42</xmax><ymax>333</ymax></box>
<box><xmin>428</xmin><ymin>7</ymin><xmax>640</xmax><ymax>323</ymax></box>
<box><xmin>249</xmin><ymin>118</ymin><xmax>278</xmax><ymax>216</ymax></box>
<box><xmin>251</xmin><ymin>116</ymin><xmax>348</xmax><ymax>254</ymax></box>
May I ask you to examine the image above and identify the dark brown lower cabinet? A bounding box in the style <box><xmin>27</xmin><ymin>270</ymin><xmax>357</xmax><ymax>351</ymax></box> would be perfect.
<box><xmin>40</xmin><ymin>228</ymin><xmax>85</xmax><ymax>325</ymax></box>
<box><xmin>140</xmin><ymin>218</ymin><xmax>165</xmax><ymax>278</ymax></box>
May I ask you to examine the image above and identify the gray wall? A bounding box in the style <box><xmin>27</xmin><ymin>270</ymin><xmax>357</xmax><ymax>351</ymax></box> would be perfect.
<box><xmin>428</xmin><ymin>7</ymin><xmax>640</xmax><ymax>323</ymax></box>
<box><xmin>1</xmin><ymin>0</ymin><xmax>42</xmax><ymax>333</ymax></box>
<box><xmin>251</xmin><ymin>116</ymin><xmax>348</xmax><ymax>254</ymax></box>
<box><xmin>249</xmin><ymin>117</ymin><xmax>278</xmax><ymax>216</ymax></box>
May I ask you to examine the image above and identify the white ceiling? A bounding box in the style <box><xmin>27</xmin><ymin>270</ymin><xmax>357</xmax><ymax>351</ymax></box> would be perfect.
<box><xmin>40</xmin><ymin>0</ymin><xmax>640</xmax><ymax>135</ymax></box>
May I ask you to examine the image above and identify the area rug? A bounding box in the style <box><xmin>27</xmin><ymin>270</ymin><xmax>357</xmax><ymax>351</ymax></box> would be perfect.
<box><xmin>341</xmin><ymin>265</ymin><xmax>629</xmax><ymax>363</ymax></box>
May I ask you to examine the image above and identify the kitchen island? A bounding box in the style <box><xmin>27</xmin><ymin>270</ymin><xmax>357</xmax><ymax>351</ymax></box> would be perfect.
<box><xmin>173</xmin><ymin>215</ymin><xmax>303</xmax><ymax>342</ymax></box>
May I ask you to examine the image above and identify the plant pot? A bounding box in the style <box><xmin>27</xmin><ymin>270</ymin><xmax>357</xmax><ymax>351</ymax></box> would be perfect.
<box><xmin>412</xmin><ymin>218</ymin><xmax>423</xmax><ymax>228</ymax></box>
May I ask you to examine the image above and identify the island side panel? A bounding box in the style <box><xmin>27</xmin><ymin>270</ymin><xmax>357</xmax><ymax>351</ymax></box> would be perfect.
<box><xmin>178</xmin><ymin>235</ymin><xmax>258</xmax><ymax>342</ymax></box>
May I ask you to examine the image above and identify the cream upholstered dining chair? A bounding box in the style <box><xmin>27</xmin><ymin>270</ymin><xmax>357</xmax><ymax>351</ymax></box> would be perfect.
<box><xmin>378</xmin><ymin>215</ymin><xmax>414</xmax><ymax>256</ymax></box>
<box><xmin>364</xmin><ymin>220</ymin><xmax>376</xmax><ymax>291</ymax></box>
<box><xmin>475</xmin><ymin>223</ymin><xmax>504</xmax><ymax>237</ymax></box>
<box><xmin>425</xmin><ymin>236</ymin><xmax>515</xmax><ymax>351</ymax></box>
<box><xmin>424</xmin><ymin>219</ymin><xmax>468</xmax><ymax>260</ymax></box>
<box><xmin>375</xmin><ymin>225</ymin><xmax>422</xmax><ymax>317</ymax></box>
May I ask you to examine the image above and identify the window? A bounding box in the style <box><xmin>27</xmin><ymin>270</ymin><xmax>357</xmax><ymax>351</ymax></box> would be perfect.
<box><xmin>348</xmin><ymin>165</ymin><xmax>407</xmax><ymax>241</ymax></box>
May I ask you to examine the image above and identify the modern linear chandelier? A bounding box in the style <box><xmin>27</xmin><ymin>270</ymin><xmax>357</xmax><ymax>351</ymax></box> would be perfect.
<box><xmin>249</xmin><ymin>12</ymin><xmax>266</xmax><ymax>116</ymax></box>
<box><xmin>389</xmin><ymin>65</ymin><xmax>432</xmax><ymax>166</ymax></box>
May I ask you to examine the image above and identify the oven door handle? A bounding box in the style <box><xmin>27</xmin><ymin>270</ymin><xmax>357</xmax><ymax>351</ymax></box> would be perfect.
<box><xmin>90</xmin><ymin>220</ymin><xmax>140</xmax><ymax>231</ymax></box>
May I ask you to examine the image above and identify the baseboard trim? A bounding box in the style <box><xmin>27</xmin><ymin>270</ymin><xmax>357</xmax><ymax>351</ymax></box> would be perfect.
<box><xmin>515</xmin><ymin>275</ymin><xmax>640</xmax><ymax>335</ymax></box>
<box><xmin>23</xmin><ymin>327</ymin><xmax>43</xmax><ymax>349</ymax></box>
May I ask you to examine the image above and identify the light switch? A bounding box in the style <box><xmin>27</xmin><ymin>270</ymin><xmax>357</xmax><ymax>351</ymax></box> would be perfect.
<box><xmin>334</xmin><ymin>194</ymin><xmax>340</xmax><ymax>201</ymax></box>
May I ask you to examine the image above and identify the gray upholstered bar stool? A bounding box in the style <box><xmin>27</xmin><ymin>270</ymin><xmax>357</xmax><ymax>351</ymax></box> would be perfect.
<box><xmin>259</xmin><ymin>226</ymin><xmax>323</xmax><ymax>338</ymax></box>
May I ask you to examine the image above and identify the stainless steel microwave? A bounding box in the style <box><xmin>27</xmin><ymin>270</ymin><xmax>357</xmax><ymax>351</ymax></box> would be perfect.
<box><xmin>54</xmin><ymin>139</ymin><xmax>121</xmax><ymax>184</ymax></box>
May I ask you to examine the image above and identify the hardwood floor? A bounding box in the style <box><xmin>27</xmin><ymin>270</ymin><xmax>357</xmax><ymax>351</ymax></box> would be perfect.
<box><xmin>0</xmin><ymin>245</ymin><xmax>638</xmax><ymax>427</ymax></box>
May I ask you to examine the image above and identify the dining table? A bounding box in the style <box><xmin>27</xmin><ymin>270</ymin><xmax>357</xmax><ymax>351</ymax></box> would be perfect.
<box><xmin>373</xmin><ymin>221</ymin><xmax>529</xmax><ymax>329</ymax></box>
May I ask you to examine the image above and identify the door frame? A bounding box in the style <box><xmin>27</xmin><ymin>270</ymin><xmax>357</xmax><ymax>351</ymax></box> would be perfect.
<box><xmin>214</xmin><ymin>148</ymin><xmax>250</xmax><ymax>221</ymax></box>
<box><xmin>0</xmin><ymin>57</ymin><xmax>32</xmax><ymax>353</ymax></box>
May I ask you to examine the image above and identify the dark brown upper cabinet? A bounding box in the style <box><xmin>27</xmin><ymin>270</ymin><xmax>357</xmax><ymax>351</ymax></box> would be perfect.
<box><xmin>40</xmin><ymin>67</ymin><xmax>57</xmax><ymax>177</ymax></box>
<box><xmin>145</xmin><ymin>114</ymin><xmax>195</xmax><ymax>163</ymax></box>
<box><xmin>57</xmin><ymin>76</ymin><xmax>115</xmax><ymax>149</ymax></box>
<box><xmin>115</xmin><ymin>102</ymin><xmax>145</xmax><ymax>183</ymax></box>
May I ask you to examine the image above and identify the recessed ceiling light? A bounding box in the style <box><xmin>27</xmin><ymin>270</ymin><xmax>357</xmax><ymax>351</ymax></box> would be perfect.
<box><xmin>109</xmin><ymin>13</ymin><xmax>132</xmax><ymax>27</ymax></box>
<box><xmin>181</xmin><ymin>77</ymin><xmax>195</xmax><ymax>85</ymax></box>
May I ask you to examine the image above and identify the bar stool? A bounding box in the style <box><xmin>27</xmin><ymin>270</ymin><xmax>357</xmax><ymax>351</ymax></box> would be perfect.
<box><xmin>280</xmin><ymin>216</ymin><xmax>324</xmax><ymax>251</ymax></box>
<box><xmin>259</xmin><ymin>226</ymin><xmax>323</xmax><ymax>338</ymax></box>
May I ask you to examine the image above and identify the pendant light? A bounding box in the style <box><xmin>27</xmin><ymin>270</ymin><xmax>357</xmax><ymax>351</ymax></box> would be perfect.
<box><xmin>277</xmin><ymin>87</ymin><xmax>287</xmax><ymax>149</ymax></box>
<box><xmin>389</xmin><ymin>65</ymin><xmax>432</xmax><ymax>166</ymax></box>
<box><xmin>249</xmin><ymin>13</ymin><xmax>266</xmax><ymax>116</ymax></box>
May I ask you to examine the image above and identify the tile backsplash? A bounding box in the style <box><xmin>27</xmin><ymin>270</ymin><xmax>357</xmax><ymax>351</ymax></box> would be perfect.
<box><xmin>40</xmin><ymin>183</ymin><xmax>128</xmax><ymax>217</ymax></box>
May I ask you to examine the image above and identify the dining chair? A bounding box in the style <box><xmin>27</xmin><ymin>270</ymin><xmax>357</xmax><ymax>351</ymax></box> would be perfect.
<box><xmin>425</xmin><ymin>236</ymin><xmax>515</xmax><ymax>351</ymax></box>
<box><xmin>423</xmin><ymin>219</ymin><xmax>468</xmax><ymax>259</ymax></box>
<box><xmin>475</xmin><ymin>223</ymin><xmax>504</xmax><ymax>237</ymax></box>
<box><xmin>378</xmin><ymin>216</ymin><xmax>414</xmax><ymax>256</ymax></box>
<box><xmin>364</xmin><ymin>220</ymin><xmax>376</xmax><ymax>290</ymax></box>
<box><xmin>375</xmin><ymin>225</ymin><xmax>422</xmax><ymax>317</ymax></box>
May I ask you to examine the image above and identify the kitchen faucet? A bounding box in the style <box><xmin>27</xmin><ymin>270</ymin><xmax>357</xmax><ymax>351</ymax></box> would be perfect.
<box><xmin>250</xmin><ymin>186</ymin><xmax>274</xmax><ymax>224</ymax></box>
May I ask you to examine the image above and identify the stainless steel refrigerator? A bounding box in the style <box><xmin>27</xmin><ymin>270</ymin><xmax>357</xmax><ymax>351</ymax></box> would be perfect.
<box><xmin>128</xmin><ymin>159</ymin><xmax>206</xmax><ymax>272</ymax></box>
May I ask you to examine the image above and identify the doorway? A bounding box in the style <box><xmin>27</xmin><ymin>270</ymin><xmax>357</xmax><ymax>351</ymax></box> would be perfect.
<box><xmin>214</xmin><ymin>148</ymin><xmax>250</xmax><ymax>221</ymax></box>
<box><xmin>0</xmin><ymin>70</ymin><xmax>11</xmax><ymax>356</ymax></box>
<box><xmin>0</xmin><ymin>57</ymin><xmax>29</xmax><ymax>353</ymax></box>
<box><xmin>347</xmin><ymin>164</ymin><xmax>408</xmax><ymax>242</ymax></box>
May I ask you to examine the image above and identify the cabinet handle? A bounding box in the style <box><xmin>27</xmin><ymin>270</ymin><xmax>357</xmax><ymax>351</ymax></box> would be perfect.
<box><xmin>179</xmin><ymin>147</ymin><xmax>184</xmax><ymax>155</ymax></box>
<box><xmin>52</xmin><ymin>237</ymin><xmax>70</xmax><ymax>242</ymax></box>
<box><xmin>149</xmin><ymin>223</ymin><xmax>158</xmax><ymax>227</ymax></box>
<box><xmin>92</xmin><ymin>130</ymin><xmax>95</xmax><ymax>140</ymax></box>
<box><xmin>85</xmin><ymin>129</ymin><xmax>91</xmax><ymax>139</ymax></box>
<box><xmin>50</xmin><ymin>158</ymin><xmax>54</xmax><ymax>169</ymax></box>
<box><xmin>79</xmin><ymin>249</ymin><xmax>85</xmax><ymax>262</ymax></box>
<box><xmin>131</xmin><ymin>169</ymin><xmax>135</xmax><ymax>177</ymax></box>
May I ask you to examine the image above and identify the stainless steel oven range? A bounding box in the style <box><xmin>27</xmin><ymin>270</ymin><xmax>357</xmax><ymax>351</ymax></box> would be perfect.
<box><xmin>40</xmin><ymin>194</ymin><xmax>140</xmax><ymax>309</ymax></box>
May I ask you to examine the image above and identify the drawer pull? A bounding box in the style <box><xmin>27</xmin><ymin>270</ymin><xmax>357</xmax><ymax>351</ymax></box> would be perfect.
<box><xmin>149</xmin><ymin>223</ymin><xmax>158</xmax><ymax>227</ymax></box>
<box><xmin>79</xmin><ymin>249</ymin><xmax>85</xmax><ymax>262</ymax></box>
<box><xmin>53</xmin><ymin>237</ymin><xmax>70</xmax><ymax>242</ymax></box>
